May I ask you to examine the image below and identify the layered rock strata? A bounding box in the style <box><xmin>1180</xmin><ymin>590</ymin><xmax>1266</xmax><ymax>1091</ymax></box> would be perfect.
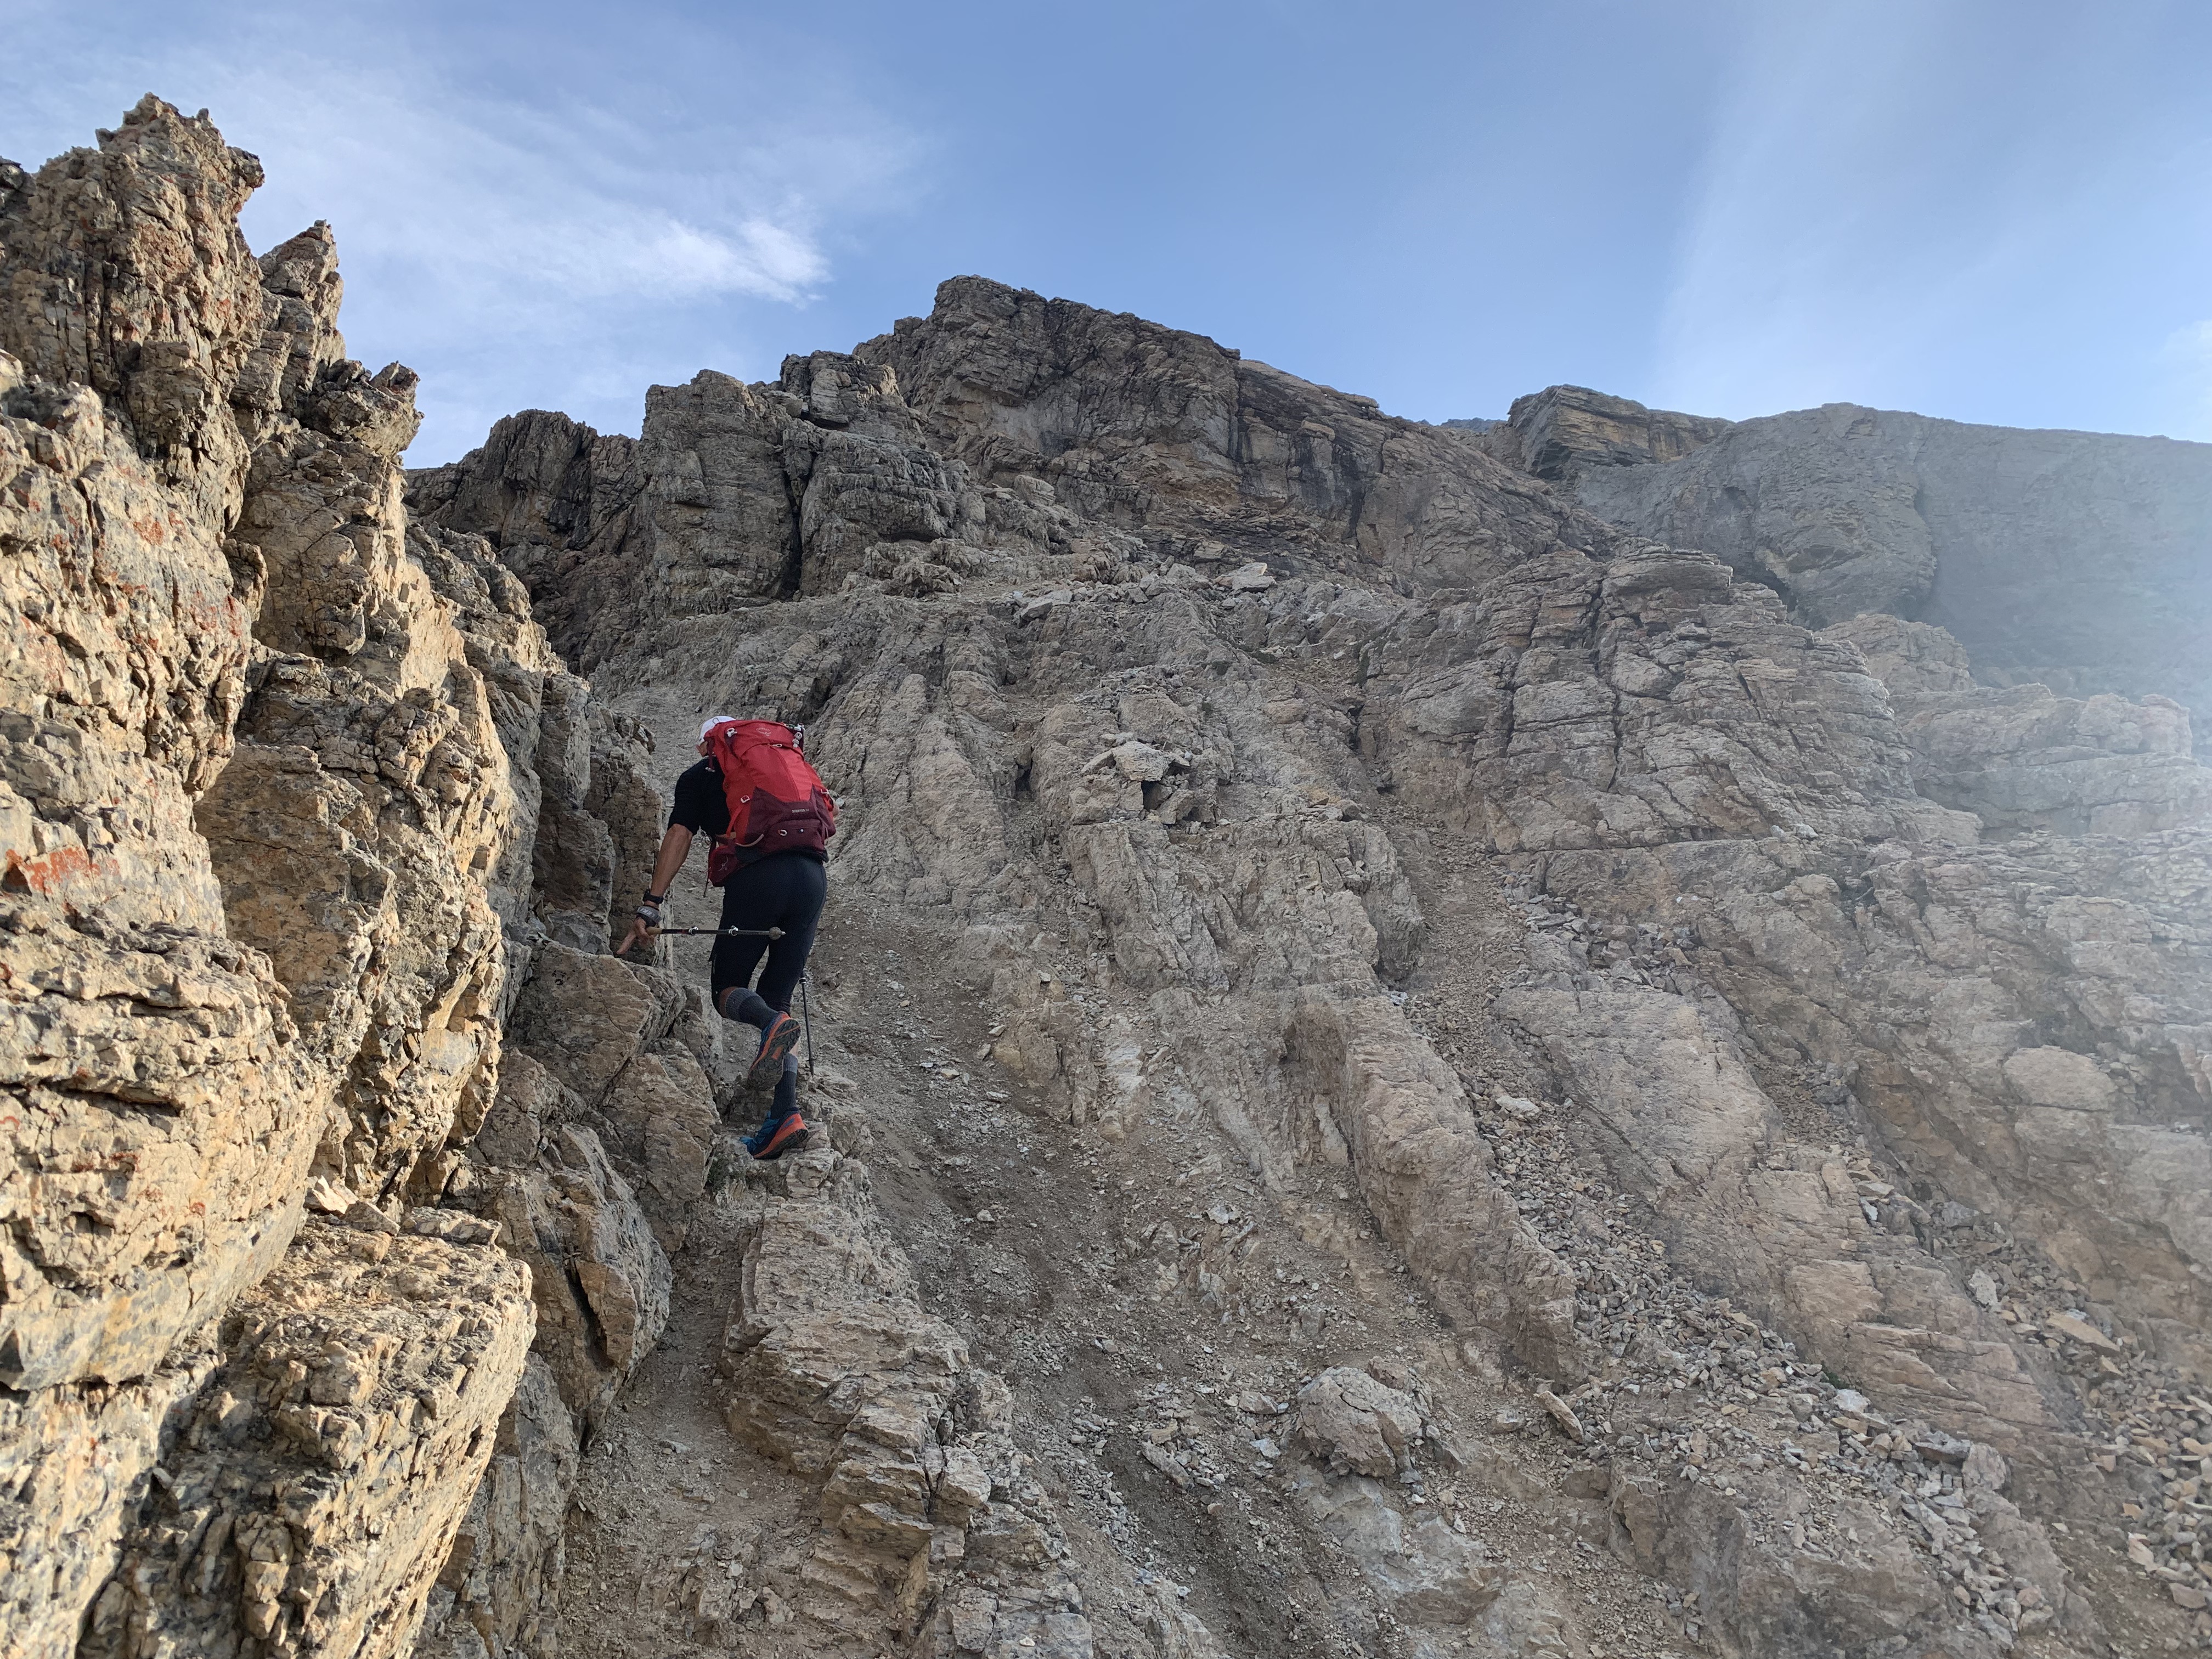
<box><xmin>426</xmin><ymin>270</ymin><xmax>2212</xmax><ymax>1655</ymax></box>
<box><xmin>2</xmin><ymin>101</ymin><xmax>686</xmax><ymax>1659</ymax></box>
<box><xmin>719</xmin><ymin>1149</ymin><xmax>1096</xmax><ymax>1657</ymax></box>
<box><xmin>78</xmin><ymin>1220</ymin><xmax>533</xmax><ymax>1659</ymax></box>
<box><xmin>1473</xmin><ymin>383</ymin><xmax>1735</xmax><ymax>485</ymax></box>
<box><xmin>1516</xmin><ymin>388</ymin><xmax>2212</xmax><ymax>731</ymax></box>
<box><xmin>7</xmin><ymin>90</ymin><xmax>2210</xmax><ymax>1659</ymax></box>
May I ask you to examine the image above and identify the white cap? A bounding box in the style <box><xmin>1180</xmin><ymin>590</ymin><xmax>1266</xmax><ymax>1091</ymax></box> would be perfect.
<box><xmin>699</xmin><ymin>715</ymin><xmax>737</xmax><ymax>741</ymax></box>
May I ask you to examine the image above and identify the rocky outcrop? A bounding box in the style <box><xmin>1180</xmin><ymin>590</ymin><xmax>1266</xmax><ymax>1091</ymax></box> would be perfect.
<box><xmin>421</xmin><ymin>1357</ymin><xmax>578</xmax><ymax>1659</ymax></box>
<box><xmin>1291</xmin><ymin>1366</ymin><xmax>1426</xmax><ymax>1476</ymax></box>
<box><xmin>719</xmin><ymin>1149</ymin><xmax>1094</xmax><ymax>1657</ymax></box>
<box><xmin>858</xmin><ymin>280</ymin><xmax>1620</xmax><ymax>597</ymax></box>
<box><xmin>2</xmin><ymin>105</ymin><xmax>345</xmax><ymax>1656</ymax></box>
<box><xmin>12</xmin><ymin>95</ymin><xmax>2212</xmax><ymax>1659</ymax></box>
<box><xmin>1564</xmin><ymin>399</ymin><xmax>2212</xmax><ymax>732</ymax></box>
<box><xmin>78</xmin><ymin>1219</ymin><xmax>532</xmax><ymax>1659</ymax></box>
<box><xmin>411</xmin><ymin>279</ymin><xmax>1629</xmax><ymax>675</ymax></box>
<box><xmin>2</xmin><ymin>101</ymin><xmax>690</xmax><ymax>1659</ymax></box>
<box><xmin>1</xmin><ymin>104</ymin><xmax>317</xmax><ymax>1409</ymax></box>
<box><xmin>1348</xmin><ymin>532</ymin><xmax>2212</xmax><ymax>1387</ymax></box>
<box><xmin>421</xmin><ymin>268</ymin><xmax>2212</xmax><ymax>1655</ymax></box>
<box><xmin>1827</xmin><ymin>613</ymin><xmax>2212</xmax><ymax>837</ymax></box>
<box><xmin>1479</xmin><ymin>383</ymin><xmax>1734</xmax><ymax>484</ymax></box>
<box><xmin>1364</xmin><ymin>541</ymin><xmax>1977</xmax><ymax>852</ymax></box>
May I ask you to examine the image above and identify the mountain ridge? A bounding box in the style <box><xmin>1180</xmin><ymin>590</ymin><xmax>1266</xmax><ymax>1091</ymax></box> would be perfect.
<box><xmin>5</xmin><ymin>102</ymin><xmax>2211</xmax><ymax>1659</ymax></box>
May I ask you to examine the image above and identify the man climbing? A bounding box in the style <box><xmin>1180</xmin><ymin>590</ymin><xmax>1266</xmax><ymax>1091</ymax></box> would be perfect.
<box><xmin>618</xmin><ymin>715</ymin><xmax>835</xmax><ymax>1160</ymax></box>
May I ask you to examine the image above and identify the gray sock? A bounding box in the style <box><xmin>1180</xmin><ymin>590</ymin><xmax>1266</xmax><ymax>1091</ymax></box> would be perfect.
<box><xmin>721</xmin><ymin>988</ymin><xmax>775</xmax><ymax>1030</ymax></box>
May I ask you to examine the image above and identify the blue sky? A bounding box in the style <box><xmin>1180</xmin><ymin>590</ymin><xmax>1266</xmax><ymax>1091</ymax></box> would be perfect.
<box><xmin>5</xmin><ymin>0</ymin><xmax>2208</xmax><ymax>462</ymax></box>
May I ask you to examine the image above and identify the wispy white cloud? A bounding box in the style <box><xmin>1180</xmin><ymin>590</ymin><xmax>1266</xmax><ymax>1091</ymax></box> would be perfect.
<box><xmin>9</xmin><ymin>1</ymin><xmax>2204</xmax><ymax>453</ymax></box>
<box><xmin>1654</xmin><ymin>8</ymin><xmax>2005</xmax><ymax>416</ymax></box>
<box><xmin>0</xmin><ymin>2</ymin><xmax>922</xmax><ymax>456</ymax></box>
<box><xmin>1648</xmin><ymin>1</ymin><xmax>2212</xmax><ymax>433</ymax></box>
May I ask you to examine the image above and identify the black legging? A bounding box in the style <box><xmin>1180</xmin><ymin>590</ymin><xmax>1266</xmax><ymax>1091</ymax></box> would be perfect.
<box><xmin>710</xmin><ymin>853</ymin><xmax>826</xmax><ymax>1122</ymax></box>
<box><xmin>709</xmin><ymin>851</ymin><xmax>826</xmax><ymax>1008</ymax></box>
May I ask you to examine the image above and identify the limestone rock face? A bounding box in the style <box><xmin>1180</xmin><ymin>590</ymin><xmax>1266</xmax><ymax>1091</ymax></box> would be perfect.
<box><xmin>0</xmin><ymin>1340</ymin><xmax>219</xmax><ymax>1658</ymax></box>
<box><xmin>1567</xmin><ymin>399</ymin><xmax>2212</xmax><ymax>728</ymax></box>
<box><xmin>77</xmin><ymin>1221</ymin><xmax>534</xmax><ymax>1659</ymax></box>
<box><xmin>477</xmin><ymin>1116</ymin><xmax>670</xmax><ymax>1429</ymax></box>
<box><xmin>12</xmin><ymin>92</ymin><xmax>2212</xmax><ymax>1659</ymax></box>
<box><xmin>2</xmin><ymin>101</ymin><xmax>682</xmax><ymax>1659</ymax></box>
<box><xmin>1291</xmin><ymin>1366</ymin><xmax>1424</xmax><ymax>1476</ymax></box>
<box><xmin>1534</xmin><ymin>825</ymin><xmax>2212</xmax><ymax>1373</ymax></box>
<box><xmin>1829</xmin><ymin>613</ymin><xmax>2212</xmax><ymax>836</ymax></box>
<box><xmin>414</xmin><ymin>1357</ymin><xmax>580</xmax><ymax>1659</ymax></box>
<box><xmin>1291</xmin><ymin>1470</ymin><xmax>1502</xmax><ymax>1629</ymax></box>
<box><xmin>503</xmin><ymin>943</ymin><xmax>716</xmax><ymax>1251</ymax></box>
<box><xmin>411</xmin><ymin>278</ymin><xmax>1632</xmax><ymax>675</ymax></box>
<box><xmin>426</xmin><ymin>268</ymin><xmax>2212</xmax><ymax>1654</ymax></box>
<box><xmin>0</xmin><ymin>96</ymin><xmax>272</xmax><ymax>524</ymax></box>
<box><xmin>0</xmin><ymin>134</ymin><xmax>342</xmax><ymax>1659</ymax></box>
<box><xmin>857</xmin><ymin>278</ymin><xmax>1619</xmax><ymax>596</ymax></box>
<box><xmin>0</xmin><ymin>103</ymin><xmax>324</xmax><ymax>1404</ymax></box>
<box><xmin>1364</xmin><ymin>543</ymin><xmax>1976</xmax><ymax>853</ymax></box>
<box><xmin>1480</xmin><ymin>383</ymin><xmax>1734</xmax><ymax>484</ymax></box>
<box><xmin>194</xmin><ymin>370</ymin><xmax>511</xmax><ymax>1200</ymax></box>
<box><xmin>719</xmin><ymin>1150</ymin><xmax>1094</xmax><ymax>1658</ymax></box>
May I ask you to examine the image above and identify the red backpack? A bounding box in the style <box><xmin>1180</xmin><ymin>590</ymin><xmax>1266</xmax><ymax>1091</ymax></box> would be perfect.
<box><xmin>702</xmin><ymin>720</ymin><xmax>837</xmax><ymax>885</ymax></box>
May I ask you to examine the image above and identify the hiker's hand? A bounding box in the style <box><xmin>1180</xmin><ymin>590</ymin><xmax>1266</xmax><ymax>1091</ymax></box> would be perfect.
<box><xmin>617</xmin><ymin>901</ymin><xmax>661</xmax><ymax>957</ymax></box>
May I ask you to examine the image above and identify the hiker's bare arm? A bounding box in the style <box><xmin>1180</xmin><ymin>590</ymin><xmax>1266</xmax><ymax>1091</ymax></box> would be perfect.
<box><xmin>616</xmin><ymin>825</ymin><xmax>694</xmax><ymax>956</ymax></box>
<box><xmin>646</xmin><ymin>823</ymin><xmax>693</xmax><ymax>899</ymax></box>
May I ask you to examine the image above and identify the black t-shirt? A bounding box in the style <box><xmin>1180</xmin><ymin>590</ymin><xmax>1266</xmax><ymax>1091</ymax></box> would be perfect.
<box><xmin>669</xmin><ymin>759</ymin><xmax>730</xmax><ymax>838</ymax></box>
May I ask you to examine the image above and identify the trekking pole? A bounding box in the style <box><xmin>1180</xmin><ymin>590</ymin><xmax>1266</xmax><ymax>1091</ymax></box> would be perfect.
<box><xmin>651</xmin><ymin>926</ymin><xmax>788</xmax><ymax>939</ymax></box>
<box><xmin>799</xmin><ymin>972</ymin><xmax>816</xmax><ymax>1074</ymax></box>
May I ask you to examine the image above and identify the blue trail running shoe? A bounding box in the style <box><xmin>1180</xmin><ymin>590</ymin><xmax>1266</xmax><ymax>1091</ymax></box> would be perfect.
<box><xmin>745</xmin><ymin>1112</ymin><xmax>810</xmax><ymax>1161</ymax></box>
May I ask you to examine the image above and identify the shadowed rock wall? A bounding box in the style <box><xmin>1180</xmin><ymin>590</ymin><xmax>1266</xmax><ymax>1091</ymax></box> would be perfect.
<box><xmin>1544</xmin><ymin>397</ymin><xmax>2212</xmax><ymax>734</ymax></box>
